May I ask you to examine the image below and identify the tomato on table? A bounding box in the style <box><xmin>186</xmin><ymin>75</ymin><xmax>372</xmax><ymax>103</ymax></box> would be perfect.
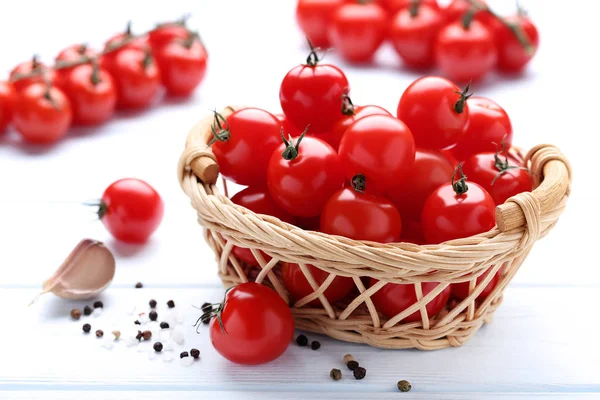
<box><xmin>0</xmin><ymin>81</ymin><xmax>16</xmax><ymax>133</ymax></box>
<box><xmin>493</xmin><ymin>15</ymin><xmax>539</xmax><ymax>73</ymax></box>
<box><xmin>295</xmin><ymin>0</ymin><xmax>345</xmax><ymax>48</ymax></box>
<box><xmin>282</xmin><ymin>262</ymin><xmax>354</xmax><ymax>306</ymax></box>
<box><xmin>10</xmin><ymin>57</ymin><xmax>56</xmax><ymax>92</ymax></box>
<box><xmin>108</xmin><ymin>48</ymin><xmax>161</xmax><ymax>109</ymax></box>
<box><xmin>98</xmin><ymin>178</ymin><xmax>164</xmax><ymax>243</ymax></box>
<box><xmin>211</xmin><ymin>107</ymin><xmax>282</xmax><ymax>186</ymax></box>
<box><xmin>397</xmin><ymin>76</ymin><xmax>470</xmax><ymax>150</ymax></box>
<box><xmin>13</xmin><ymin>83</ymin><xmax>72</xmax><ymax>144</ymax></box>
<box><xmin>54</xmin><ymin>44</ymin><xmax>98</xmax><ymax>89</ymax></box>
<box><xmin>207</xmin><ymin>283</ymin><xmax>294</xmax><ymax>365</ymax></box>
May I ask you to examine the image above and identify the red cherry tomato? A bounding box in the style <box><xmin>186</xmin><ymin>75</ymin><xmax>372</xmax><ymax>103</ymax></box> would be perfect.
<box><xmin>212</xmin><ymin>108</ymin><xmax>282</xmax><ymax>186</ymax></box>
<box><xmin>154</xmin><ymin>36</ymin><xmax>207</xmax><ymax>96</ymax></box>
<box><xmin>281</xmin><ymin>262</ymin><xmax>354</xmax><ymax>306</ymax></box>
<box><xmin>443</xmin><ymin>0</ymin><xmax>492</xmax><ymax>24</ymax></box>
<box><xmin>451</xmin><ymin>96</ymin><xmax>512</xmax><ymax>161</ymax></box>
<box><xmin>295</xmin><ymin>215</ymin><xmax>321</xmax><ymax>231</ymax></box>
<box><xmin>54</xmin><ymin>45</ymin><xmax>98</xmax><ymax>89</ymax></box>
<box><xmin>295</xmin><ymin>0</ymin><xmax>345</xmax><ymax>48</ymax></box>
<box><xmin>421</xmin><ymin>166</ymin><xmax>496</xmax><ymax>244</ymax></box>
<box><xmin>462</xmin><ymin>152</ymin><xmax>532</xmax><ymax>206</ymax></box>
<box><xmin>452</xmin><ymin>266</ymin><xmax>500</xmax><ymax>301</ymax></box>
<box><xmin>397</xmin><ymin>76</ymin><xmax>470</xmax><ymax>150</ymax></box>
<box><xmin>339</xmin><ymin>114</ymin><xmax>415</xmax><ymax>193</ymax></box>
<box><xmin>280</xmin><ymin>47</ymin><xmax>349</xmax><ymax>132</ymax></box>
<box><xmin>386</xmin><ymin>149</ymin><xmax>454</xmax><ymax>223</ymax></box>
<box><xmin>493</xmin><ymin>15</ymin><xmax>539</xmax><ymax>73</ymax></box>
<box><xmin>62</xmin><ymin>64</ymin><xmax>117</xmax><ymax>125</ymax></box>
<box><xmin>389</xmin><ymin>4</ymin><xmax>444</xmax><ymax>68</ymax></box>
<box><xmin>108</xmin><ymin>48</ymin><xmax>161</xmax><ymax>109</ymax></box>
<box><xmin>328</xmin><ymin>1</ymin><xmax>387</xmax><ymax>63</ymax></box>
<box><xmin>230</xmin><ymin>187</ymin><xmax>296</xmax><ymax>266</ymax></box>
<box><xmin>148</xmin><ymin>24</ymin><xmax>189</xmax><ymax>49</ymax></box>
<box><xmin>99</xmin><ymin>178</ymin><xmax>164</xmax><ymax>243</ymax></box>
<box><xmin>380</xmin><ymin>0</ymin><xmax>439</xmax><ymax>14</ymax></box>
<box><xmin>0</xmin><ymin>81</ymin><xmax>16</xmax><ymax>133</ymax></box>
<box><xmin>276</xmin><ymin>113</ymin><xmax>301</xmax><ymax>137</ymax></box>
<box><xmin>435</xmin><ymin>19</ymin><xmax>497</xmax><ymax>82</ymax></box>
<box><xmin>13</xmin><ymin>83</ymin><xmax>72</xmax><ymax>144</ymax></box>
<box><xmin>441</xmin><ymin>146</ymin><xmax>459</xmax><ymax>167</ymax></box>
<box><xmin>101</xmin><ymin>26</ymin><xmax>148</xmax><ymax>71</ymax></box>
<box><xmin>10</xmin><ymin>57</ymin><xmax>56</xmax><ymax>92</ymax></box>
<box><xmin>267</xmin><ymin>134</ymin><xmax>344</xmax><ymax>217</ymax></box>
<box><xmin>400</xmin><ymin>219</ymin><xmax>426</xmax><ymax>245</ymax></box>
<box><xmin>370</xmin><ymin>280</ymin><xmax>451</xmax><ymax>322</ymax></box>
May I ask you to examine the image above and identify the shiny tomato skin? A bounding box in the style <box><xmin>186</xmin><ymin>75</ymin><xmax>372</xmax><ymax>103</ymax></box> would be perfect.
<box><xmin>62</xmin><ymin>64</ymin><xmax>117</xmax><ymax>125</ymax></box>
<box><xmin>452</xmin><ymin>267</ymin><xmax>500</xmax><ymax>300</ymax></box>
<box><xmin>148</xmin><ymin>24</ymin><xmax>189</xmax><ymax>49</ymax></box>
<box><xmin>154</xmin><ymin>39</ymin><xmax>208</xmax><ymax>96</ymax></box>
<box><xmin>100</xmin><ymin>178</ymin><xmax>164</xmax><ymax>243</ymax></box>
<box><xmin>421</xmin><ymin>181</ymin><xmax>496</xmax><ymax>244</ymax></box>
<box><xmin>494</xmin><ymin>15</ymin><xmax>539</xmax><ymax>73</ymax></box>
<box><xmin>230</xmin><ymin>187</ymin><xmax>296</xmax><ymax>266</ymax></box>
<box><xmin>282</xmin><ymin>262</ymin><xmax>354</xmax><ymax>306</ymax></box>
<box><xmin>441</xmin><ymin>146</ymin><xmax>459</xmax><ymax>168</ymax></box>
<box><xmin>209</xmin><ymin>283</ymin><xmax>294</xmax><ymax>365</ymax></box>
<box><xmin>397</xmin><ymin>76</ymin><xmax>469</xmax><ymax>150</ymax></box>
<box><xmin>296</xmin><ymin>0</ymin><xmax>345</xmax><ymax>48</ymax></box>
<box><xmin>109</xmin><ymin>48</ymin><xmax>161</xmax><ymax>109</ymax></box>
<box><xmin>326</xmin><ymin>105</ymin><xmax>390</xmax><ymax>150</ymax></box>
<box><xmin>328</xmin><ymin>2</ymin><xmax>387</xmax><ymax>63</ymax></box>
<box><xmin>276</xmin><ymin>113</ymin><xmax>302</xmax><ymax>137</ymax></box>
<box><xmin>101</xmin><ymin>31</ymin><xmax>148</xmax><ymax>72</ymax></box>
<box><xmin>386</xmin><ymin>149</ymin><xmax>454</xmax><ymax>223</ymax></box>
<box><xmin>54</xmin><ymin>45</ymin><xmax>99</xmax><ymax>89</ymax></box>
<box><xmin>0</xmin><ymin>81</ymin><xmax>16</xmax><ymax>133</ymax></box>
<box><xmin>10</xmin><ymin>60</ymin><xmax>56</xmax><ymax>92</ymax></box>
<box><xmin>389</xmin><ymin>4</ymin><xmax>444</xmax><ymax>68</ymax></box>
<box><xmin>267</xmin><ymin>136</ymin><xmax>344</xmax><ymax>217</ymax></box>
<box><xmin>371</xmin><ymin>280</ymin><xmax>451</xmax><ymax>322</ymax></box>
<box><xmin>339</xmin><ymin>114</ymin><xmax>415</xmax><ymax>193</ymax></box>
<box><xmin>462</xmin><ymin>152</ymin><xmax>532</xmax><ymax>205</ymax></box>
<box><xmin>280</xmin><ymin>63</ymin><xmax>349</xmax><ymax>133</ymax></box>
<box><xmin>435</xmin><ymin>19</ymin><xmax>497</xmax><ymax>83</ymax></box>
<box><xmin>13</xmin><ymin>83</ymin><xmax>72</xmax><ymax>144</ymax></box>
<box><xmin>452</xmin><ymin>96</ymin><xmax>512</xmax><ymax>160</ymax></box>
<box><xmin>400</xmin><ymin>219</ymin><xmax>426</xmax><ymax>245</ymax></box>
<box><xmin>212</xmin><ymin>108</ymin><xmax>282</xmax><ymax>186</ymax></box>
<box><xmin>380</xmin><ymin>0</ymin><xmax>440</xmax><ymax>14</ymax></box>
<box><xmin>443</xmin><ymin>0</ymin><xmax>493</xmax><ymax>24</ymax></box>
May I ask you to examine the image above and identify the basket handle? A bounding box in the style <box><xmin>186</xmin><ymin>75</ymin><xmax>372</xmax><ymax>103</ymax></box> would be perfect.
<box><xmin>495</xmin><ymin>144</ymin><xmax>571</xmax><ymax>232</ymax></box>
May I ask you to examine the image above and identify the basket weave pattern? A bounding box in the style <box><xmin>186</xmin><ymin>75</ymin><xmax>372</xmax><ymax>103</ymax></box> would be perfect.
<box><xmin>178</xmin><ymin>106</ymin><xmax>572</xmax><ymax>350</ymax></box>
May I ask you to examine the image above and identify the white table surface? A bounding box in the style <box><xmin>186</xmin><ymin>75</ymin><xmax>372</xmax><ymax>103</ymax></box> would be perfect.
<box><xmin>1</xmin><ymin>0</ymin><xmax>599</xmax><ymax>399</ymax></box>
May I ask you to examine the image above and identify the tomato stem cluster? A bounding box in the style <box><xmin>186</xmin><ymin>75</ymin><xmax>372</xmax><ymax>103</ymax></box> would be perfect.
<box><xmin>453</xmin><ymin>82</ymin><xmax>472</xmax><ymax>114</ymax></box>
<box><xmin>491</xmin><ymin>136</ymin><xmax>529</xmax><ymax>185</ymax></box>
<box><xmin>281</xmin><ymin>125</ymin><xmax>309</xmax><ymax>160</ymax></box>
<box><xmin>341</xmin><ymin>93</ymin><xmax>355</xmax><ymax>116</ymax></box>
<box><xmin>209</xmin><ymin>111</ymin><xmax>231</xmax><ymax>145</ymax></box>
<box><xmin>351</xmin><ymin>174</ymin><xmax>366</xmax><ymax>193</ymax></box>
<box><xmin>451</xmin><ymin>162</ymin><xmax>469</xmax><ymax>195</ymax></box>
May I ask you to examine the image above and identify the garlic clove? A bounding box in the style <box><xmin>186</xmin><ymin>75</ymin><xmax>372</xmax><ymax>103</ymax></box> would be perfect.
<box><xmin>32</xmin><ymin>239</ymin><xmax>116</xmax><ymax>303</ymax></box>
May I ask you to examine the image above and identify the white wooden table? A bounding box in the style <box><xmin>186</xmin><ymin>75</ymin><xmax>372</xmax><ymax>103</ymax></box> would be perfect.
<box><xmin>1</xmin><ymin>1</ymin><xmax>598</xmax><ymax>398</ymax></box>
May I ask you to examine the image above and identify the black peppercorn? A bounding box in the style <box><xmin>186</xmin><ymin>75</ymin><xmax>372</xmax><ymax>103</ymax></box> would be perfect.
<box><xmin>149</xmin><ymin>299</ymin><xmax>157</xmax><ymax>308</ymax></box>
<box><xmin>93</xmin><ymin>301</ymin><xmax>103</xmax><ymax>309</ymax></box>
<box><xmin>134</xmin><ymin>320</ymin><xmax>141</xmax><ymax>325</ymax></box>
<box><xmin>136</xmin><ymin>330</ymin><xmax>143</xmax><ymax>340</ymax></box>
<box><xmin>190</xmin><ymin>348</ymin><xmax>200</xmax><ymax>359</ymax></box>
<box><xmin>95</xmin><ymin>329</ymin><xmax>104</xmax><ymax>338</ymax></box>
<box><xmin>142</xmin><ymin>330</ymin><xmax>152</xmax><ymax>340</ymax></box>
<box><xmin>153</xmin><ymin>342</ymin><xmax>163</xmax><ymax>352</ymax></box>
<box><xmin>70</xmin><ymin>308</ymin><xmax>82</xmax><ymax>320</ymax></box>
<box><xmin>82</xmin><ymin>323</ymin><xmax>91</xmax><ymax>333</ymax></box>
<box><xmin>135</xmin><ymin>282</ymin><xmax>143</xmax><ymax>288</ymax></box>
<box><xmin>149</xmin><ymin>311</ymin><xmax>158</xmax><ymax>321</ymax></box>
<box><xmin>353</xmin><ymin>367</ymin><xmax>367</xmax><ymax>380</ymax></box>
<box><xmin>83</xmin><ymin>305</ymin><xmax>93</xmax><ymax>316</ymax></box>
<box><xmin>167</xmin><ymin>300</ymin><xmax>175</xmax><ymax>308</ymax></box>
<box><xmin>330</xmin><ymin>368</ymin><xmax>342</xmax><ymax>381</ymax></box>
<box><xmin>347</xmin><ymin>360</ymin><xmax>359</xmax><ymax>371</ymax></box>
<box><xmin>311</xmin><ymin>341</ymin><xmax>321</xmax><ymax>350</ymax></box>
<box><xmin>160</xmin><ymin>322</ymin><xmax>170</xmax><ymax>329</ymax></box>
<box><xmin>397</xmin><ymin>380</ymin><xmax>411</xmax><ymax>392</ymax></box>
<box><xmin>201</xmin><ymin>302</ymin><xmax>212</xmax><ymax>313</ymax></box>
<box><xmin>180</xmin><ymin>351</ymin><xmax>189</xmax><ymax>359</ymax></box>
<box><xmin>296</xmin><ymin>334</ymin><xmax>308</xmax><ymax>347</ymax></box>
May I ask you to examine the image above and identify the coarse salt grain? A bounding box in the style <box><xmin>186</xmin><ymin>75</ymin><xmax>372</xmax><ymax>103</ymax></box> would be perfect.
<box><xmin>171</xmin><ymin>327</ymin><xmax>185</xmax><ymax>345</ymax></box>
<box><xmin>92</xmin><ymin>307</ymin><xmax>104</xmax><ymax>318</ymax></box>
<box><xmin>101</xmin><ymin>337</ymin><xmax>114</xmax><ymax>350</ymax></box>
<box><xmin>180</xmin><ymin>356</ymin><xmax>194</xmax><ymax>367</ymax></box>
<box><xmin>159</xmin><ymin>329</ymin><xmax>171</xmax><ymax>341</ymax></box>
<box><xmin>163</xmin><ymin>352</ymin><xmax>174</xmax><ymax>363</ymax></box>
<box><xmin>163</xmin><ymin>340</ymin><xmax>175</xmax><ymax>351</ymax></box>
<box><xmin>176</xmin><ymin>312</ymin><xmax>184</xmax><ymax>324</ymax></box>
<box><xmin>139</xmin><ymin>313</ymin><xmax>150</xmax><ymax>324</ymax></box>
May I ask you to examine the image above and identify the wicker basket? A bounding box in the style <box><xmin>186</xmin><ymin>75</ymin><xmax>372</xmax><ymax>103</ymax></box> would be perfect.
<box><xmin>178</xmin><ymin>105</ymin><xmax>572</xmax><ymax>350</ymax></box>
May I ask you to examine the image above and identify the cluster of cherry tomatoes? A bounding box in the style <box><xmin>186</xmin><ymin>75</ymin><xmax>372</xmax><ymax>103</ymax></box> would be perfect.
<box><xmin>0</xmin><ymin>19</ymin><xmax>207</xmax><ymax>145</ymax></box>
<box><xmin>213</xmin><ymin>46</ymin><xmax>532</xmax><ymax>324</ymax></box>
<box><xmin>295</xmin><ymin>0</ymin><xmax>539</xmax><ymax>81</ymax></box>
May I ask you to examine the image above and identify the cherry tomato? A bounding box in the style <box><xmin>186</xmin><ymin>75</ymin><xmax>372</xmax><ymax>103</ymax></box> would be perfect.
<box><xmin>209</xmin><ymin>283</ymin><xmax>294</xmax><ymax>365</ymax></box>
<box><xmin>435</xmin><ymin>19</ymin><xmax>497</xmax><ymax>82</ymax></box>
<box><xmin>443</xmin><ymin>0</ymin><xmax>493</xmax><ymax>24</ymax></box>
<box><xmin>148</xmin><ymin>23</ymin><xmax>189</xmax><ymax>49</ymax></box>
<box><xmin>280</xmin><ymin>47</ymin><xmax>349</xmax><ymax>133</ymax></box>
<box><xmin>230</xmin><ymin>187</ymin><xmax>296</xmax><ymax>267</ymax></box>
<box><xmin>99</xmin><ymin>178</ymin><xmax>164</xmax><ymax>243</ymax></box>
<box><xmin>276</xmin><ymin>113</ymin><xmax>301</xmax><ymax>137</ymax></box>
<box><xmin>389</xmin><ymin>4</ymin><xmax>444</xmax><ymax>68</ymax></box>
<box><xmin>451</xmin><ymin>96</ymin><xmax>512</xmax><ymax>161</ymax></box>
<box><xmin>62</xmin><ymin>63</ymin><xmax>117</xmax><ymax>125</ymax></box>
<box><xmin>108</xmin><ymin>48</ymin><xmax>161</xmax><ymax>109</ymax></box>
<box><xmin>441</xmin><ymin>146</ymin><xmax>459</xmax><ymax>167</ymax></box>
<box><xmin>370</xmin><ymin>280</ymin><xmax>451</xmax><ymax>322</ymax></box>
<box><xmin>397</xmin><ymin>76</ymin><xmax>470</xmax><ymax>150</ymax></box>
<box><xmin>379</xmin><ymin>0</ymin><xmax>440</xmax><ymax>14</ymax></box>
<box><xmin>339</xmin><ymin>114</ymin><xmax>415</xmax><ymax>193</ymax></box>
<box><xmin>452</xmin><ymin>266</ymin><xmax>500</xmax><ymax>301</ymax></box>
<box><xmin>13</xmin><ymin>83</ymin><xmax>72</xmax><ymax>144</ymax></box>
<box><xmin>295</xmin><ymin>0</ymin><xmax>345</xmax><ymax>48</ymax></box>
<box><xmin>212</xmin><ymin>108</ymin><xmax>282</xmax><ymax>186</ymax></box>
<box><xmin>462</xmin><ymin>152</ymin><xmax>532</xmax><ymax>206</ymax></box>
<box><xmin>154</xmin><ymin>35</ymin><xmax>207</xmax><ymax>96</ymax></box>
<box><xmin>0</xmin><ymin>81</ymin><xmax>16</xmax><ymax>133</ymax></box>
<box><xmin>386</xmin><ymin>149</ymin><xmax>454</xmax><ymax>223</ymax></box>
<box><xmin>54</xmin><ymin>44</ymin><xmax>98</xmax><ymax>89</ymax></box>
<box><xmin>295</xmin><ymin>215</ymin><xmax>321</xmax><ymax>231</ymax></box>
<box><xmin>267</xmin><ymin>134</ymin><xmax>344</xmax><ymax>217</ymax></box>
<box><xmin>421</xmin><ymin>165</ymin><xmax>496</xmax><ymax>244</ymax></box>
<box><xmin>328</xmin><ymin>1</ymin><xmax>387</xmax><ymax>63</ymax></box>
<box><xmin>101</xmin><ymin>25</ymin><xmax>148</xmax><ymax>72</ymax></box>
<box><xmin>9</xmin><ymin>57</ymin><xmax>56</xmax><ymax>92</ymax></box>
<box><xmin>400</xmin><ymin>219</ymin><xmax>426</xmax><ymax>245</ymax></box>
<box><xmin>281</xmin><ymin>262</ymin><xmax>354</xmax><ymax>306</ymax></box>
<box><xmin>493</xmin><ymin>15</ymin><xmax>539</xmax><ymax>73</ymax></box>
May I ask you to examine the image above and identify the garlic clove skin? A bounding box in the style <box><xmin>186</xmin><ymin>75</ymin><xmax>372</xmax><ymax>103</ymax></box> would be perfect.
<box><xmin>41</xmin><ymin>239</ymin><xmax>116</xmax><ymax>301</ymax></box>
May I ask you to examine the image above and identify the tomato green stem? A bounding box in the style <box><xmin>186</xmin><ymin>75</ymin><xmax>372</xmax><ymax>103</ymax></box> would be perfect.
<box><xmin>454</xmin><ymin>82</ymin><xmax>472</xmax><ymax>114</ymax></box>
<box><xmin>77</xmin><ymin>44</ymin><xmax>88</xmax><ymax>55</ymax></box>
<box><xmin>90</xmin><ymin>60</ymin><xmax>101</xmax><ymax>85</ymax></box>
<box><xmin>142</xmin><ymin>48</ymin><xmax>153</xmax><ymax>70</ymax></box>
<box><xmin>491</xmin><ymin>135</ymin><xmax>530</xmax><ymax>185</ymax></box>
<box><xmin>451</xmin><ymin>162</ymin><xmax>469</xmax><ymax>195</ymax></box>
<box><xmin>281</xmin><ymin>125</ymin><xmax>309</xmax><ymax>161</ymax></box>
<box><xmin>208</xmin><ymin>111</ymin><xmax>230</xmax><ymax>145</ymax></box>
<box><xmin>305</xmin><ymin>38</ymin><xmax>321</xmax><ymax>66</ymax></box>
<box><xmin>83</xmin><ymin>200</ymin><xmax>107</xmax><ymax>220</ymax></box>
<box><xmin>351</xmin><ymin>174</ymin><xmax>366</xmax><ymax>193</ymax></box>
<box><xmin>409</xmin><ymin>0</ymin><xmax>421</xmax><ymax>18</ymax></box>
<box><xmin>341</xmin><ymin>93</ymin><xmax>355</xmax><ymax>116</ymax></box>
<box><xmin>462</xmin><ymin>7</ymin><xmax>477</xmax><ymax>29</ymax></box>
